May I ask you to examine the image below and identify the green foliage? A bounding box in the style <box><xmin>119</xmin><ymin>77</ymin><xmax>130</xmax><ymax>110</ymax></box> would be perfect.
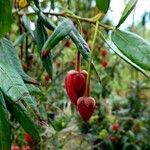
<box><xmin>96</xmin><ymin>0</ymin><xmax>110</xmax><ymax>14</ymax></box>
<box><xmin>0</xmin><ymin>92</ymin><xmax>10</xmax><ymax>150</ymax></box>
<box><xmin>112</xmin><ymin>29</ymin><xmax>150</xmax><ymax>71</ymax></box>
<box><xmin>0</xmin><ymin>0</ymin><xmax>12</xmax><ymax>38</ymax></box>
<box><xmin>116</xmin><ymin>0</ymin><xmax>138</xmax><ymax>28</ymax></box>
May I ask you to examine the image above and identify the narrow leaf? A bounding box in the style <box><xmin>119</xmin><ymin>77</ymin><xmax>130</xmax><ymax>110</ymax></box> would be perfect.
<box><xmin>42</xmin><ymin>53</ymin><xmax>53</xmax><ymax>79</ymax></box>
<box><xmin>0</xmin><ymin>92</ymin><xmax>11</xmax><ymax>150</ymax></box>
<box><xmin>112</xmin><ymin>29</ymin><xmax>150</xmax><ymax>71</ymax></box>
<box><xmin>116</xmin><ymin>0</ymin><xmax>138</xmax><ymax>28</ymax></box>
<box><xmin>41</xmin><ymin>19</ymin><xmax>73</xmax><ymax>55</ymax></box>
<box><xmin>0</xmin><ymin>0</ymin><xmax>12</xmax><ymax>38</ymax></box>
<box><xmin>6</xmin><ymin>98</ymin><xmax>40</xmax><ymax>141</ymax></box>
<box><xmin>34</xmin><ymin>18</ymin><xmax>48</xmax><ymax>52</ymax></box>
<box><xmin>22</xmin><ymin>15</ymin><xmax>35</xmax><ymax>39</ymax></box>
<box><xmin>38</xmin><ymin>12</ymin><xmax>56</xmax><ymax>30</ymax></box>
<box><xmin>69</xmin><ymin>28</ymin><xmax>90</xmax><ymax>61</ymax></box>
<box><xmin>34</xmin><ymin>18</ymin><xmax>53</xmax><ymax>78</ymax></box>
<box><xmin>96</xmin><ymin>0</ymin><xmax>110</xmax><ymax>14</ymax></box>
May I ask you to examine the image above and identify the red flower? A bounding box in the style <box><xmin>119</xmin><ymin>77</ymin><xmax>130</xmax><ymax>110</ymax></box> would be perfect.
<box><xmin>101</xmin><ymin>59</ymin><xmax>108</xmax><ymax>68</ymax></box>
<box><xmin>100</xmin><ymin>48</ymin><xmax>108</xmax><ymax>57</ymax></box>
<box><xmin>25</xmin><ymin>133</ymin><xmax>32</xmax><ymax>143</ymax></box>
<box><xmin>45</xmin><ymin>74</ymin><xmax>51</xmax><ymax>81</ymax></box>
<box><xmin>112</xmin><ymin>123</ymin><xmax>119</xmax><ymax>132</ymax></box>
<box><xmin>11</xmin><ymin>145</ymin><xmax>20</xmax><ymax>150</ymax></box>
<box><xmin>77</xmin><ymin>96</ymin><xmax>96</xmax><ymax>122</ymax></box>
<box><xmin>110</xmin><ymin>136</ymin><xmax>117</xmax><ymax>143</ymax></box>
<box><xmin>65</xmin><ymin>70</ymin><xmax>88</xmax><ymax>105</ymax></box>
<box><xmin>22</xmin><ymin>146</ymin><xmax>31</xmax><ymax>150</ymax></box>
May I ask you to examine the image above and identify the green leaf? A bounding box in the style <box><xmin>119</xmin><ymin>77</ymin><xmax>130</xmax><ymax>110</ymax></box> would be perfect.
<box><xmin>96</xmin><ymin>0</ymin><xmax>110</xmax><ymax>14</ymax></box>
<box><xmin>22</xmin><ymin>15</ymin><xmax>35</xmax><ymax>39</ymax></box>
<box><xmin>0</xmin><ymin>62</ymin><xmax>37</xmax><ymax>110</ymax></box>
<box><xmin>0</xmin><ymin>38</ymin><xmax>37</xmax><ymax>84</ymax></box>
<box><xmin>34</xmin><ymin>18</ymin><xmax>48</xmax><ymax>52</ymax></box>
<box><xmin>99</xmin><ymin>30</ymin><xmax>149</xmax><ymax>77</ymax></box>
<box><xmin>42</xmin><ymin>19</ymin><xmax>73</xmax><ymax>55</ymax></box>
<box><xmin>69</xmin><ymin>28</ymin><xmax>90</xmax><ymax>61</ymax></box>
<box><xmin>38</xmin><ymin>12</ymin><xmax>56</xmax><ymax>31</ymax></box>
<box><xmin>0</xmin><ymin>0</ymin><xmax>12</xmax><ymax>38</ymax></box>
<box><xmin>111</xmin><ymin>29</ymin><xmax>150</xmax><ymax>71</ymax></box>
<box><xmin>34</xmin><ymin>18</ymin><xmax>53</xmax><ymax>78</ymax></box>
<box><xmin>42</xmin><ymin>53</ymin><xmax>53</xmax><ymax>79</ymax></box>
<box><xmin>6</xmin><ymin>98</ymin><xmax>40</xmax><ymax>141</ymax></box>
<box><xmin>116</xmin><ymin>0</ymin><xmax>138</xmax><ymax>28</ymax></box>
<box><xmin>0</xmin><ymin>92</ymin><xmax>11</xmax><ymax>150</ymax></box>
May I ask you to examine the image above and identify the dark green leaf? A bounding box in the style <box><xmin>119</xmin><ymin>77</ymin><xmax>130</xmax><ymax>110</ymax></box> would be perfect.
<box><xmin>0</xmin><ymin>38</ymin><xmax>37</xmax><ymax>84</ymax></box>
<box><xmin>22</xmin><ymin>15</ymin><xmax>35</xmax><ymax>39</ymax></box>
<box><xmin>34</xmin><ymin>18</ymin><xmax>48</xmax><ymax>52</ymax></box>
<box><xmin>96</xmin><ymin>0</ymin><xmax>110</xmax><ymax>14</ymax></box>
<box><xmin>34</xmin><ymin>18</ymin><xmax>53</xmax><ymax>78</ymax></box>
<box><xmin>0</xmin><ymin>62</ymin><xmax>37</xmax><ymax>110</ymax></box>
<box><xmin>112</xmin><ymin>29</ymin><xmax>150</xmax><ymax>71</ymax></box>
<box><xmin>116</xmin><ymin>0</ymin><xmax>138</xmax><ymax>28</ymax></box>
<box><xmin>69</xmin><ymin>28</ymin><xmax>90</xmax><ymax>61</ymax></box>
<box><xmin>0</xmin><ymin>92</ymin><xmax>11</xmax><ymax>150</ymax></box>
<box><xmin>42</xmin><ymin>19</ymin><xmax>73</xmax><ymax>54</ymax></box>
<box><xmin>6</xmin><ymin>98</ymin><xmax>40</xmax><ymax>141</ymax></box>
<box><xmin>38</xmin><ymin>12</ymin><xmax>56</xmax><ymax>31</ymax></box>
<box><xmin>0</xmin><ymin>0</ymin><xmax>12</xmax><ymax>38</ymax></box>
<box><xmin>42</xmin><ymin>53</ymin><xmax>53</xmax><ymax>79</ymax></box>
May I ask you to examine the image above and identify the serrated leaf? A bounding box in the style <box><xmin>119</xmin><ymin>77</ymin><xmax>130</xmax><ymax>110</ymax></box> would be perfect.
<box><xmin>0</xmin><ymin>62</ymin><xmax>37</xmax><ymax>110</ymax></box>
<box><xmin>34</xmin><ymin>18</ymin><xmax>53</xmax><ymax>78</ymax></box>
<box><xmin>0</xmin><ymin>92</ymin><xmax>11</xmax><ymax>150</ymax></box>
<box><xmin>6</xmin><ymin>98</ymin><xmax>40</xmax><ymax>141</ymax></box>
<box><xmin>111</xmin><ymin>29</ymin><xmax>150</xmax><ymax>71</ymax></box>
<box><xmin>96</xmin><ymin>0</ymin><xmax>110</xmax><ymax>14</ymax></box>
<box><xmin>0</xmin><ymin>38</ymin><xmax>37</xmax><ymax>84</ymax></box>
<box><xmin>22</xmin><ymin>15</ymin><xmax>35</xmax><ymax>39</ymax></box>
<box><xmin>0</xmin><ymin>0</ymin><xmax>12</xmax><ymax>38</ymax></box>
<box><xmin>116</xmin><ymin>0</ymin><xmax>138</xmax><ymax>28</ymax></box>
<box><xmin>42</xmin><ymin>19</ymin><xmax>73</xmax><ymax>54</ymax></box>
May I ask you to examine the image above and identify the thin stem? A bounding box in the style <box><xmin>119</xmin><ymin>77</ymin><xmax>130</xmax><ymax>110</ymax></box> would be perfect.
<box><xmin>14</xmin><ymin>10</ymin><xmax>114</xmax><ymax>30</ymax></box>
<box><xmin>76</xmin><ymin>51</ymin><xmax>81</xmax><ymax>72</ymax></box>
<box><xmin>84</xmin><ymin>21</ymin><xmax>99</xmax><ymax>97</ymax></box>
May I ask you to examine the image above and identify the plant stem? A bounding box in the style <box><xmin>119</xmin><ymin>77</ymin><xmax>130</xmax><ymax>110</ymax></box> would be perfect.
<box><xmin>84</xmin><ymin>21</ymin><xmax>99</xmax><ymax>97</ymax></box>
<box><xmin>14</xmin><ymin>10</ymin><xmax>114</xmax><ymax>30</ymax></box>
<box><xmin>76</xmin><ymin>51</ymin><xmax>81</xmax><ymax>72</ymax></box>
